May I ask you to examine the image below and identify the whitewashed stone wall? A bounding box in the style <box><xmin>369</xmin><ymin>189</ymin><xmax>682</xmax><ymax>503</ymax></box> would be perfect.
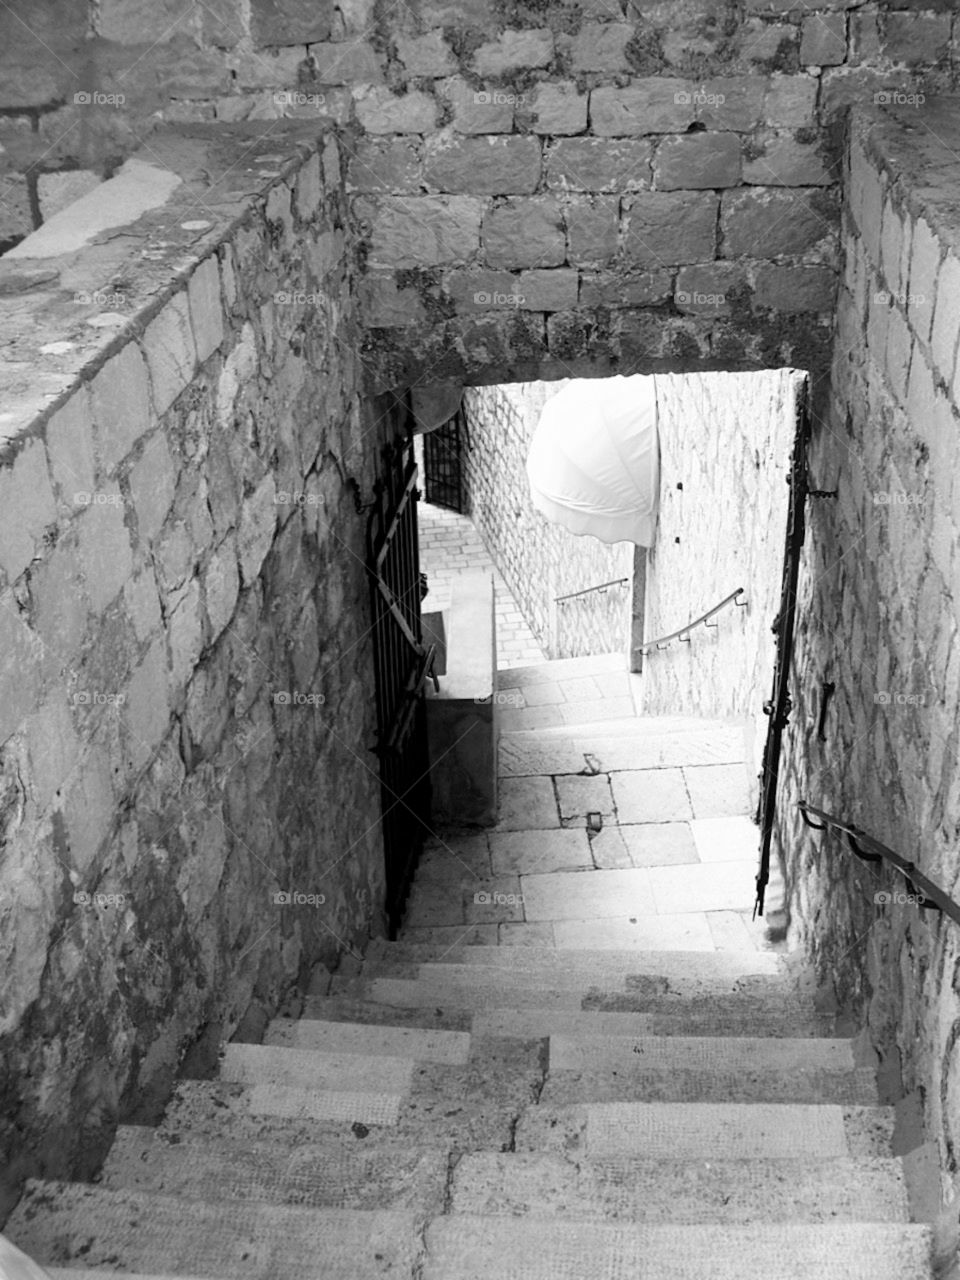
<box><xmin>639</xmin><ymin>368</ymin><xmax>802</xmax><ymax>790</ymax></box>
<box><xmin>462</xmin><ymin>380</ymin><xmax>634</xmax><ymax>660</ymax></box>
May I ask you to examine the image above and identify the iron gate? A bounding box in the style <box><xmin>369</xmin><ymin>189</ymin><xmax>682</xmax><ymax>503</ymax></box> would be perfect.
<box><xmin>422</xmin><ymin>409</ymin><xmax>467</xmax><ymax>512</ymax></box>
<box><xmin>367</xmin><ymin>406</ymin><xmax>437</xmax><ymax>936</ymax></box>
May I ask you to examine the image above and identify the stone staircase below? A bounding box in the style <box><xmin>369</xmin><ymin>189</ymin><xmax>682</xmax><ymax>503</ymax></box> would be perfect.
<box><xmin>4</xmin><ymin>655</ymin><xmax>934</xmax><ymax>1278</ymax></box>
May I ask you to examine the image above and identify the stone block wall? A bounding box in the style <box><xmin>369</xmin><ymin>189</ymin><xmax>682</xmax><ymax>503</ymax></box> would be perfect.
<box><xmin>776</xmin><ymin>102</ymin><xmax>960</xmax><ymax>1217</ymax></box>
<box><xmin>462</xmin><ymin>380</ymin><xmax>633</xmax><ymax>659</ymax></box>
<box><xmin>6</xmin><ymin>0</ymin><xmax>958</xmax><ymax>381</ymax></box>
<box><xmin>0</xmin><ymin>122</ymin><xmax>382</xmax><ymax>1213</ymax></box>
<box><xmin>639</xmin><ymin>368</ymin><xmax>801</xmax><ymax>789</ymax></box>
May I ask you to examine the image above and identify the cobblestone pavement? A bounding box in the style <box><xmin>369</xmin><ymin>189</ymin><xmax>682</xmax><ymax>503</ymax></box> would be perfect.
<box><xmin>418</xmin><ymin>502</ymin><xmax>545</xmax><ymax>669</ymax></box>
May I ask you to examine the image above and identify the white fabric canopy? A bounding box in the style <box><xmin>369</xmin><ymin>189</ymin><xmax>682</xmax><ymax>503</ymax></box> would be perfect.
<box><xmin>526</xmin><ymin>375</ymin><xmax>660</xmax><ymax>547</ymax></box>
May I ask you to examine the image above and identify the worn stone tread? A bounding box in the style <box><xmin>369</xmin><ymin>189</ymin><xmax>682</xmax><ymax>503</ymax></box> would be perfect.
<box><xmin>540</xmin><ymin>1064</ymin><xmax>879</xmax><ymax>1106</ymax></box>
<box><xmin>422</xmin><ymin>1216</ymin><xmax>931</xmax><ymax>1279</ymax></box>
<box><xmin>549</xmin><ymin>1033</ymin><xmax>854</xmax><ymax>1072</ymax></box>
<box><xmin>365</xmin><ymin>939</ymin><xmax>789</xmax><ymax>978</ymax></box>
<box><xmin>7</xmin><ymin>1182</ymin><xmax>420</xmax><ymax>1278</ymax></box>
<box><xmin>473</xmin><ymin>1006</ymin><xmax>841</xmax><ymax>1038</ymax></box>
<box><xmin>264</xmin><ymin>1017</ymin><xmax>471</xmax><ymax>1064</ymax></box>
<box><xmin>100</xmin><ymin>1126</ymin><xmax>448</xmax><ymax>1216</ymax></box>
<box><xmin>517</xmin><ymin>1102</ymin><xmax>898</xmax><ymax>1160</ymax></box>
<box><xmin>448</xmin><ymin>1151</ymin><xmax>910</xmax><ymax>1223</ymax></box>
<box><xmin>221</xmin><ymin>1042</ymin><xmax>416</xmax><ymax>1093</ymax></box>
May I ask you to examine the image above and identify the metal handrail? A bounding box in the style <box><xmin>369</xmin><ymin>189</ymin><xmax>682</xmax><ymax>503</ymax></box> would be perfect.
<box><xmin>555</xmin><ymin>577</ymin><xmax>630</xmax><ymax>605</ymax></box>
<box><xmin>798</xmin><ymin>800</ymin><xmax>960</xmax><ymax>927</ymax></box>
<box><xmin>638</xmin><ymin>587</ymin><xmax>747</xmax><ymax>655</ymax></box>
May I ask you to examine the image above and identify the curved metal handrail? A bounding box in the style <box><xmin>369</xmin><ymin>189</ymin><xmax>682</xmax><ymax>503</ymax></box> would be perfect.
<box><xmin>638</xmin><ymin>587</ymin><xmax>747</xmax><ymax>655</ymax></box>
<box><xmin>798</xmin><ymin>800</ymin><xmax>960</xmax><ymax>927</ymax></box>
<box><xmin>555</xmin><ymin>577</ymin><xmax>630</xmax><ymax>604</ymax></box>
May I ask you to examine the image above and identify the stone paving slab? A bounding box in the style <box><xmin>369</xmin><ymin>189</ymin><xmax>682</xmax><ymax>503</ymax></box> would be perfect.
<box><xmin>498</xmin><ymin>723</ymin><xmax>747</xmax><ymax>779</ymax></box>
<box><xmin>448</xmin><ymin>1151</ymin><xmax>909</xmax><ymax>1224</ymax></box>
<box><xmin>707</xmin><ymin>909</ymin><xmax>765</xmax><ymax>950</ymax></box>
<box><xmin>558</xmin><ymin>696</ymin><xmax>637</xmax><ymax>724</ymax></box>
<box><xmin>617</xmin><ymin>822</ymin><xmax>699</xmax><ymax>866</ymax></box>
<box><xmin>496</xmin><ymin>776</ymin><xmax>560</xmax><ymax>829</ymax></box>
<box><xmin>519</xmin><ymin>867</ymin><xmax>656</xmax><ymax>921</ymax></box>
<box><xmin>497</xmin><ymin>654</ymin><xmax>626</xmax><ymax>688</ymax></box>
<box><xmin>647</xmin><ymin>858</ymin><xmax>757</xmax><ymax>915</ymax></box>
<box><xmin>418</xmin><ymin>835</ymin><xmax>492</xmax><ymax>879</ymax></box>
<box><xmin>683</xmin><ymin>762</ymin><xmax>753</xmax><ymax>817</ymax></box>
<box><xmin>101</xmin><ymin>1126</ymin><xmax>449</xmax><ymax>1215</ymax></box>
<box><xmin>9</xmin><ymin>1183</ymin><xmax>421</xmax><ymax>1278</ymax></box>
<box><xmin>610</xmin><ymin>769</ymin><xmax>693</xmax><ymax>823</ymax></box>
<box><xmin>499</xmin><ymin>921</ymin><xmax>558</xmax><ymax>945</ymax></box>
<box><xmin>587</xmin><ymin>825</ymin><xmax>633</xmax><ymax>868</ymax></box>
<box><xmin>690</xmin><ymin>814</ymin><xmax>758</xmax><ymax>861</ymax></box>
<box><xmin>552</xmin><ymin>912</ymin><xmax>717</xmax><ymax>950</ymax></box>
<box><xmin>220</xmin><ymin>1043</ymin><xmax>416</xmax><ymax>1093</ymax></box>
<box><xmin>414</xmin><ymin>962</ymin><xmax>789</xmax><ymax>999</ymax></box>
<box><xmin>555</xmin><ymin>773</ymin><xmax>616</xmax><ymax>820</ymax></box>
<box><xmin>583</xmin><ymin>1102</ymin><xmax>850</xmax><ymax>1159</ymax></box>
<box><xmin>243</xmin><ymin>1084</ymin><xmax>403</xmax><ymax>1125</ymax></box>
<box><xmin>265</xmin><ymin>1017</ymin><xmax>472</xmax><ymax>1064</ymax></box>
<box><xmin>489</xmin><ymin>828</ymin><xmax>593</xmax><ymax>876</ymax></box>
<box><xmin>421</xmin><ymin>1215</ymin><xmax>931</xmax><ymax>1279</ymax></box>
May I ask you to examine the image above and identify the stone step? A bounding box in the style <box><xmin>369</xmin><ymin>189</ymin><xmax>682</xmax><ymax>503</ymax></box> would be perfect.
<box><xmin>220</xmin><ymin>1042</ymin><xmax>415</xmax><ymax>1093</ymax></box>
<box><xmin>7</xmin><ymin>1181</ymin><xmax>420</xmax><ymax>1278</ymax></box>
<box><xmin>412</xmin><ymin>959</ymin><xmax>794</xmax><ymax>999</ymax></box>
<box><xmin>496</xmin><ymin>653</ymin><xmax>628</xmax><ymax>686</ymax></box>
<box><xmin>329</xmin><ymin>976</ymin><xmax>835</xmax><ymax>1030</ymax></box>
<box><xmin>516</xmin><ymin>1102</ymin><xmax>897</xmax><ymax>1161</ymax></box>
<box><xmin>100</xmin><ymin>1125</ymin><xmax>448</xmax><ymax>1216</ymax></box>
<box><xmin>540</xmin><ymin>1033</ymin><xmax>878</xmax><ymax>1104</ymax></box>
<box><xmin>421</xmin><ymin>1216</ymin><xmax>931</xmax><ymax>1280</ymax></box>
<box><xmin>264</xmin><ymin>1017</ymin><xmax>471</xmax><ymax>1064</ymax></box>
<box><xmin>448</xmin><ymin>1150</ymin><xmax>910</xmax><ymax>1224</ymax></box>
<box><xmin>364</xmin><ymin>938</ymin><xmax>790</xmax><ymax>979</ymax></box>
<box><xmin>162</xmin><ymin>1027</ymin><xmax>542</xmax><ymax>1152</ymax></box>
<box><xmin>303</xmin><ymin>993</ymin><xmax>473</xmax><ymax>1032</ymax></box>
<box><xmin>472</xmin><ymin>1006</ymin><xmax>841</xmax><ymax>1039</ymax></box>
<box><xmin>549</xmin><ymin>1033</ymin><xmax>854</xmax><ymax>1072</ymax></box>
<box><xmin>540</xmin><ymin>1065</ymin><xmax>879</xmax><ymax>1106</ymax></box>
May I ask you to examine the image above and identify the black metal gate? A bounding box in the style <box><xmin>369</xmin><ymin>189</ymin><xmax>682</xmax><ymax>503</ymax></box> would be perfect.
<box><xmin>754</xmin><ymin>376</ymin><xmax>811</xmax><ymax>916</ymax></box>
<box><xmin>422</xmin><ymin>409</ymin><xmax>467</xmax><ymax>512</ymax></box>
<box><xmin>367</xmin><ymin>407</ymin><xmax>437</xmax><ymax>937</ymax></box>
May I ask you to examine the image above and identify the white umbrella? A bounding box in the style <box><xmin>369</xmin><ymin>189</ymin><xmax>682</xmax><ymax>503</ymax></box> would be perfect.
<box><xmin>525</xmin><ymin>375</ymin><xmax>660</xmax><ymax>547</ymax></box>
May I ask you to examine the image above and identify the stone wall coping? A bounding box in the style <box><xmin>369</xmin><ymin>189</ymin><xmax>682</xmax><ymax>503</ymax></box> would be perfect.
<box><xmin>0</xmin><ymin>119</ymin><xmax>334</xmax><ymax>458</ymax></box>
<box><xmin>853</xmin><ymin>98</ymin><xmax>960</xmax><ymax>255</ymax></box>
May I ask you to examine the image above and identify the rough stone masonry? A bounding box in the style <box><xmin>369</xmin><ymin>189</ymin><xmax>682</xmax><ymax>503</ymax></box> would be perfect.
<box><xmin>1</xmin><ymin>0</ymin><xmax>960</xmax><ymax>1240</ymax></box>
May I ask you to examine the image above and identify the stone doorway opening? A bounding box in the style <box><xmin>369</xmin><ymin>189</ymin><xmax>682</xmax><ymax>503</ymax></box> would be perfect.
<box><xmin>416</xmin><ymin>368</ymin><xmax>802</xmax><ymax>741</ymax></box>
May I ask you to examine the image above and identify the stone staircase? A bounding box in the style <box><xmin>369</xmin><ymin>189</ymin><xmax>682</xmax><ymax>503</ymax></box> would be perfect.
<box><xmin>4</xmin><ymin>655</ymin><xmax>933</xmax><ymax>1278</ymax></box>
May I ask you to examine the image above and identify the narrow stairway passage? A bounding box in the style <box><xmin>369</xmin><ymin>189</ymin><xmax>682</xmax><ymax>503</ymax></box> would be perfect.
<box><xmin>4</xmin><ymin>654</ymin><xmax>933</xmax><ymax>1279</ymax></box>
